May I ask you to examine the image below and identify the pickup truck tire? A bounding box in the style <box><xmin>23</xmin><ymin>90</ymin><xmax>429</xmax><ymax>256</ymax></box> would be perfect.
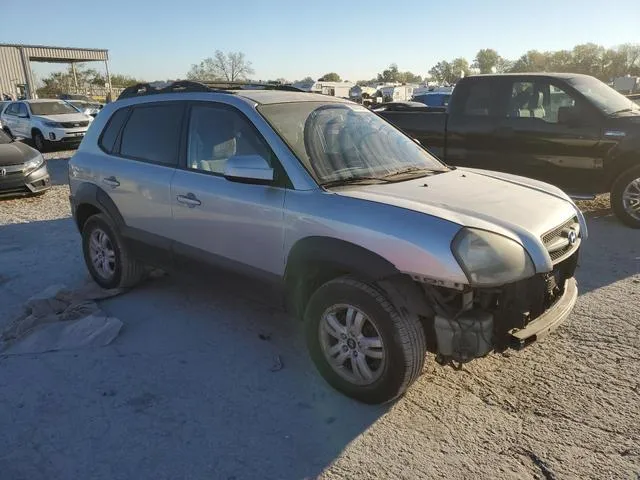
<box><xmin>611</xmin><ymin>165</ymin><xmax>640</xmax><ymax>228</ymax></box>
<box><xmin>81</xmin><ymin>213</ymin><xmax>145</xmax><ymax>289</ymax></box>
<box><xmin>305</xmin><ymin>276</ymin><xmax>426</xmax><ymax>404</ymax></box>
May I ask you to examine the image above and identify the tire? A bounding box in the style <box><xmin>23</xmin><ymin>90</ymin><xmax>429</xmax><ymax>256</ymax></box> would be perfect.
<box><xmin>611</xmin><ymin>165</ymin><xmax>640</xmax><ymax>228</ymax></box>
<box><xmin>304</xmin><ymin>276</ymin><xmax>427</xmax><ymax>404</ymax></box>
<box><xmin>32</xmin><ymin>130</ymin><xmax>47</xmax><ymax>152</ymax></box>
<box><xmin>81</xmin><ymin>213</ymin><xmax>145</xmax><ymax>289</ymax></box>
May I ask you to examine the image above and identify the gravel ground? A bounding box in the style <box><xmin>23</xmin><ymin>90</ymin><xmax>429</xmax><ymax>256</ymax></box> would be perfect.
<box><xmin>0</xmin><ymin>151</ymin><xmax>638</xmax><ymax>480</ymax></box>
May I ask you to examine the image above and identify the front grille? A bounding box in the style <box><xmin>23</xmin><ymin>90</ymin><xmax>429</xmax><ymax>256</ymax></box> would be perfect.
<box><xmin>542</xmin><ymin>216</ymin><xmax>580</xmax><ymax>263</ymax></box>
<box><xmin>60</xmin><ymin>120</ymin><xmax>89</xmax><ymax>128</ymax></box>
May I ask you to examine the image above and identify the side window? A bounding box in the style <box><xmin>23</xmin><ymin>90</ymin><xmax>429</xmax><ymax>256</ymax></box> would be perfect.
<box><xmin>99</xmin><ymin>108</ymin><xmax>129</xmax><ymax>153</ymax></box>
<box><xmin>186</xmin><ymin>105</ymin><xmax>272</xmax><ymax>175</ymax></box>
<box><xmin>462</xmin><ymin>82</ymin><xmax>492</xmax><ymax>116</ymax></box>
<box><xmin>508</xmin><ymin>81</ymin><xmax>578</xmax><ymax>123</ymax></box>
<box><xmin>120</xmin><ymin>103</ymin><xmax>183</xmax><ymax>165</ymax></box>
<box><xmin>4</xmin><ymin>103</ymin><xmax>17</xmax><ymax>115</ymax></box>
<box><xmin>18</xmin><ymin>103</ymin><xmax>28</xmax><ymax>116</ymax></box>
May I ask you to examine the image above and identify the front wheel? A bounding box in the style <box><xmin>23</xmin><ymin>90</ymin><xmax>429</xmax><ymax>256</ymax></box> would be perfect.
<box><xmin>32</xmin><ymin>130</ymin><xmax>47</xmax><ymax>152</ymax></box>
<box><xmin>611</xmin><ymin>165</ymin><xmax>640</xmax><ymax>228</ymax></box>
<box><xmin>305</xmin><ymin>276</ymin><xmax>427</xmax><ymax>404</ymax></box>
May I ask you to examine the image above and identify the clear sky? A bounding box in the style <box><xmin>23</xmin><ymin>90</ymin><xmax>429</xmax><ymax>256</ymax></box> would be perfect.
<box><xmin>3</xmin><ymin>0</ymin><xmax>638</xmax><ymax>82</ymax></box>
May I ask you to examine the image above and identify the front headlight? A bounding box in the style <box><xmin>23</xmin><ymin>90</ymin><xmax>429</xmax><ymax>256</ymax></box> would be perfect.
<box><xmin>452</xmin><ymin>228</ymin><xmax>534</xmax><ymax>287</ymax></box>
<box><xmin>44</xmin><ymin>121</ymin><xmax>62</xmax><ymax>128</ymax></box>
<box><xmin>24</xmin><ymin>154</ymin><xmax>44</xmax><ymax>172</ymax></box>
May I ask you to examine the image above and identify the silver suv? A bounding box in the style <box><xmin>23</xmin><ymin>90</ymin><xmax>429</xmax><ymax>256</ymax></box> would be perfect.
<box><xmin>69</xmin><ymin>82</ymin><xmax>586</xmax><ymax>404</ymax></box>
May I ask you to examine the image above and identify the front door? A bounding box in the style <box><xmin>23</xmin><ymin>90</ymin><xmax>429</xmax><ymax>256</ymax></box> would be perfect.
<box><xmin>493</xmin><ymin>78</ymin><xmax>605</xmax><ymax>193</ymax></box>
<box><xmin>15</xmin><ymin>103</ymin><xmax>31</xmax><ymax>137</ymax></box>
<box><xmin>170</xmin><ymin>103</ymin><xmax>286</xmax><ymax>279</ymax></box>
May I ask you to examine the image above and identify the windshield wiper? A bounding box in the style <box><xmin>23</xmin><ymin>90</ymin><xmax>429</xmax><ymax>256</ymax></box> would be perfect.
<box><xmin>321</xmin><ymin>176</ymin><xmax>393</xmax><ymax>188</ymax></box>
<box><xmin>381</xmin><ymin>166</ymin><xmax>443</xmax><ymax>179</ymax></box>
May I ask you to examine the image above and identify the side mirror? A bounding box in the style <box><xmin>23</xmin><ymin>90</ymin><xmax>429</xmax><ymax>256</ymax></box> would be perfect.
<box><xmin>224</xmin><ymin>154</ymin><xmax>274</xmax><ymax>184</ymax></box>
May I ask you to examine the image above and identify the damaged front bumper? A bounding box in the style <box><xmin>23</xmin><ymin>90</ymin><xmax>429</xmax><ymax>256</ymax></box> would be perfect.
<box><xmin>508</xmin><ymin>277</ymin><xmax>577</xmax><ymax>348</ymax></box>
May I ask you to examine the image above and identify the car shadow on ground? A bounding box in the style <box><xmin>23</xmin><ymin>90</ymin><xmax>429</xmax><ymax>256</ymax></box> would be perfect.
<box><xmin>0</xmin><ymin>217</ymin><xmax>387</xmax><ymax>480</ymax></box>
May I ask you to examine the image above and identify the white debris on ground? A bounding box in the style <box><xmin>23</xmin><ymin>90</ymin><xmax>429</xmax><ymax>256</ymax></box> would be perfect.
<box><xmin>1</xmin><ymin>283</ymin><xmax>124</xmax><ymax>355</ymax></box>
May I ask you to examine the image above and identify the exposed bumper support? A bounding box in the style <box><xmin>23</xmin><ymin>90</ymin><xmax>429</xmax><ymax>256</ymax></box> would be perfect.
<box><xmin>509</xmin><ymin>278</ymin><xmax>578</xmax><ymax>348</ymax></box>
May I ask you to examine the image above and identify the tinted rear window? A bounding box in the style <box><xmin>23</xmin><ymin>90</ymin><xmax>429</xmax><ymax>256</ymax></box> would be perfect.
<box><xmin>119</xmin><ymin>103</ymin><xmax>183</xmax><ymax>165</ymax></box>
<box><xmin>99</xmin><ymin>107</ymin><xmax>129</xmax><ymax>153</ymax></box>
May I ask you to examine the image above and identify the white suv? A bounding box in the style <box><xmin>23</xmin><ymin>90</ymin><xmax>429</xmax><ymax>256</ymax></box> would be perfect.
<box><xmin>1</xmin><ymin>99</ymin><xmax>93</xmax><ymax>151</ymax></box>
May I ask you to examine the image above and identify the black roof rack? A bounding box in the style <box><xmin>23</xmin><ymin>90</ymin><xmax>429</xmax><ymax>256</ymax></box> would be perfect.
<box><xmin>116</xmin><ymin>81</ymin><xmax>226</xmax><ymax>100</ymax></box>
<box><xmin>116</xmin><ymin>80</ymin><xmax>306</xmax><ymax>100</ymax></box>
<box><xmin>198</xmin><ymin>81</ymin><xmax>305</xmax><ymax>92</ymax></box>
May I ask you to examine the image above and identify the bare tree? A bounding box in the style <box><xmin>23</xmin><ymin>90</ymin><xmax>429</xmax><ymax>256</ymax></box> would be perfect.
<box><xmin>187</xmin><ymin>50</ymin><xmax>255</xmax><ymax>82</ymax></box>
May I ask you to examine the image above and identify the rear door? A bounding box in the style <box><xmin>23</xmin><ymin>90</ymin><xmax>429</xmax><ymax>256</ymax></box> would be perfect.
<box><xmin>95</xmin><ymin>101</ymin><xmax>185</xmax><ymax>257</ymax></box>
<box><xmin>445</xmin><ymin>78</ymin><xmax>505</xmax><ymax>169</ymax></box>
<box><xmin>169</xmin><ymin>102</ymin><xmax>287</xmax><ymax>279</ymax></box>
<box><xmin>0</xmin><ymin>102</ymin><xmax>18</xmax><ymax>132</ymax></box>
<box><xmin>493</xmin><ymin>77</ymin><xmax>604</xmax><ymax>192</ymax></box>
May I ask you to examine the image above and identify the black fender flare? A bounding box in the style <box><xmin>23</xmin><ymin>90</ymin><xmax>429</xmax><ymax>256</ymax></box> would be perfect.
<box><xmin>284</xmin><ymin>236</ymin><xmax>434</xmax><ymax>319</ymax></box>
<box><xmin>72</xmin><ymin>182</ymin><xmax>125</xmax><ymax>231</ymax></box>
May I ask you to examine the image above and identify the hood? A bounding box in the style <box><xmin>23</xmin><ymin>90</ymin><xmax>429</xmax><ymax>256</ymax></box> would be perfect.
<box><xmin>34</xmin><ymin>113</ymin><xmax>92</xmax><ymax>123</ymax></box>
<box><xmin>334</xmin><ymin>169</ymin><xmax>581</xmax><ymax>254</ymax></box>
<box><xmin>0</xmin><ymin>141</ymin><xmax>39</xmax><ymax>166</ymax></box>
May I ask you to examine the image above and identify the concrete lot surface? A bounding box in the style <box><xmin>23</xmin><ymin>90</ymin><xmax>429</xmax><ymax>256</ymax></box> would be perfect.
<box><xmin>0</xmin><ymin>152</ymin><xmax>638</xmax><ymax>479</ymax></box>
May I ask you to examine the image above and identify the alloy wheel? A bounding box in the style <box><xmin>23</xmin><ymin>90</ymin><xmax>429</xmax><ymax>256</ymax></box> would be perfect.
<box><xmin>318</xmin><ymin>304</ymin><xmax>386</xmax><ymax>386</ymax></box>
<box><xmin>622</xmin><ymin>177</ymin><xmax>640</xmax><ymax>221</ymax></box>
<box><xmin>89</xmin><ymin>228</ymin><xmax>116</xmax><ymax>279</ymax></box>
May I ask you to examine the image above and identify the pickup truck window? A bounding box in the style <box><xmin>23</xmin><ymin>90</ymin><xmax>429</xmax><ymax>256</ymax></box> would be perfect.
<box><xmin>508</xmin><ymin>81</ymin><xmax>578</xmax><ymax>123</ymax></box>
<box><xmin>462</xmin><ymin>82</ymin><xmax>492</xmax><ymax>116</ymax></box>
<box><xmin>258</xmin><ymin>101</ymin><xmax>447</xmax><ymax>184</ymax></box>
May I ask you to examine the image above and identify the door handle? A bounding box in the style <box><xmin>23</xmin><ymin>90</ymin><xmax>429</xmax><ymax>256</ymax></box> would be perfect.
<box><xmin>176</xmin><ymin>193</ymin><xmax>201</xmax><ymax>208</ymax></box>
<box><xmin>102</xmin><ymin>176</ymin><xmax>120</xmax><ymax>188</ymax></box>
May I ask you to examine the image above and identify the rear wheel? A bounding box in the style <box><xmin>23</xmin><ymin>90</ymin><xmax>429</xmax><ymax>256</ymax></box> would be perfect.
<box><xmin>305</xmin><ymin>276</ymin><xmax>427</xmax><ymax>404</ymax></box>
<box><xmin>32</xmin><ymin>130</ymin><xmax>47</xmax><ymax>152</ymax></box>
<box><xmin>81</xmin><ymin>213</ymin><xmax>145</xmax><ymax>289</ymax></box>
<box><xmin>611</xmin><ymin>165</ymin><xmax>640</xmax><ymax>228</ymax></box>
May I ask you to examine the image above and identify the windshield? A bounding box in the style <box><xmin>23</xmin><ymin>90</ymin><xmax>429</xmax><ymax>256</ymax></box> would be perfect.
<box><xmin>29</xmin><ymin>101</ymin><xmax>79</xmax><ymax>116</ymax></box>
<box><xmin>69</xmin><ymin>101</ymin><xmax>88</xmax><ymax>109</ymax></box>
<box><xmin>258</xmin><ymin>102</ymin><xmax>447</xmax><ymax>185</ymax></box>
<box><xmin>0</xmin><ymin>130</ymin><xmax>12</xmax><ymax>144</ymax></box>
<box><xmin>567</xmin><ymin>76</ymin><xmax>640</xmax><ymax>115</ymax></box>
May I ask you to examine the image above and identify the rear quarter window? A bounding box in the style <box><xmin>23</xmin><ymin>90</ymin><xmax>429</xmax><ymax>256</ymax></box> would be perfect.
<box><xmin>98</xmin><ymin>107</ymin><xmax>130</xmax><ymax>153</ymax></box>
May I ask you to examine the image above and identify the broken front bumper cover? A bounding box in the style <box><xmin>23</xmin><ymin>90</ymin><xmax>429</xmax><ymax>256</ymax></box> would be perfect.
<box><xmin>509</xmin><ymin>278</ymin><xmax>578</xmax><ymax>348</ymax></box>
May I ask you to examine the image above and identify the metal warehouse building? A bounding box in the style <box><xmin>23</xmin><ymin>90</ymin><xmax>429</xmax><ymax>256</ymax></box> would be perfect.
<box><xmin>0</xmin><ymin>43</ymin><xmax>111</xmax><ymax>100</ymax></box>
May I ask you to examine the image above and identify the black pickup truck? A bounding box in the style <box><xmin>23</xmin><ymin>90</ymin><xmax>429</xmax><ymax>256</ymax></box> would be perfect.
<box><xmin>379</xmin><ymin>73</ymin><xmax>640</xmax><ymax>227</ymax></box>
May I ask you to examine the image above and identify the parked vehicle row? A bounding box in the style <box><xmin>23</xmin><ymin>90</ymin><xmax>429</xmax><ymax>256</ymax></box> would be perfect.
<box><xmin>379</xmin><ymin>73</ymin><xmax>640</xmax><ymax>227</ymax></box>
<box><xmin>0</xmin><ymin>129</ymin><xmax>50</xmax><ymax>196</ymax></box>
<box><xmin>0</xmin><ymin>99</ymin><xmax>93</xmax><ymax>151</ymax></box>
<box><xmin>68</xmin><ymin>81</ymin><xmax>585</xmax><ymax>403</ymax></box>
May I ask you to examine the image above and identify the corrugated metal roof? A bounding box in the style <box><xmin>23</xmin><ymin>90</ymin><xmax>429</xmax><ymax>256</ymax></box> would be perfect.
<box><xmin>0</xmin><ymin>43</ymin><xmax>108</xmax><ymax>62</ymax></box>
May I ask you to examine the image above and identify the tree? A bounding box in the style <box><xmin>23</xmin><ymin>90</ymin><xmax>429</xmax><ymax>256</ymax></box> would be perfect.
<box><xmin>318</xmin><ymin>72</ymin><xmax>341</xmax><ymax>82</ymax></box>
<box><xmin>187</xmin><ymin>50</ymin><xmax>255</xmax><ymax>82</ymax></box>
<box><xmin>377</xmin><ymin>64</ymin><xmax>400</xmax><ymax>83</ymax></box>
<box><xmin>509</xmin><ymin>50</ymin><xmax>549</xmax><ymax>72</ymax></box>
<box><xmin>429</xmin><ymin>58</ymin><xmax>469</xmax><ymax>84</ymax></box>
<box><xmin>109</xmin><ymin>74</ymin><xmax>139</xmax><ymax>88</ymax></box>
<box><xmin>473</xmin><ymin>49</ymin><xmax>500</xmax><ymax>74</ymax></box>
